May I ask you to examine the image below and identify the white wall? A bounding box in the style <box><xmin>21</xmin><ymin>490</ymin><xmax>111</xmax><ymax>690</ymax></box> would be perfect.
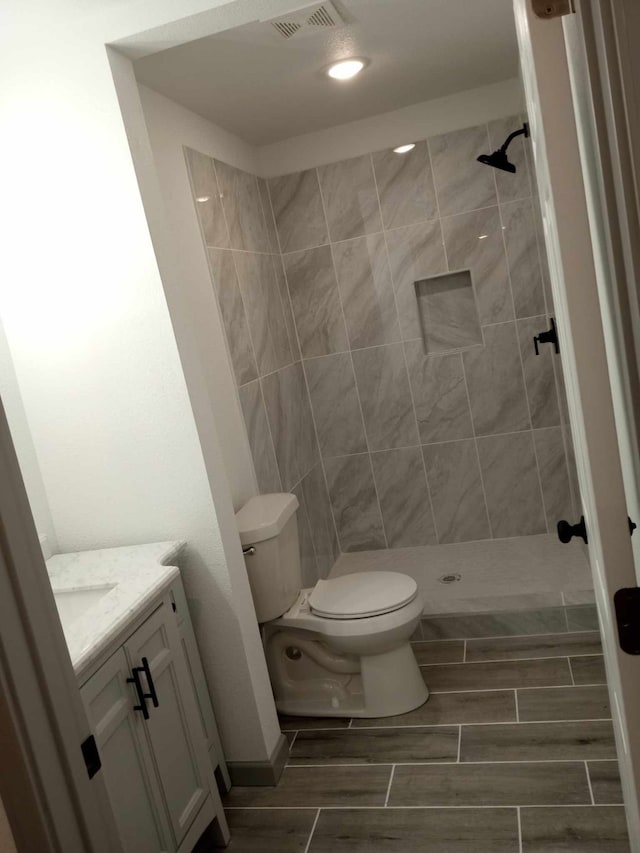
<box><xmin>137</xmin><ymin>84</ymin><xmax>258</xmax><ymax>510</ymax></box>
<box><xmin>258</xmin><ymin>77</ymin><xmax>525</xmax><ymax>176</ymax></box>
<box><xmin>0</xmin><ymin>0</ymin><xmax>304</xmax><ymax>765</ymax></box>
<box><xmin>0</xmin><ymin>318</ymin><xmax>57</xmax><ymax>559</ymax></box>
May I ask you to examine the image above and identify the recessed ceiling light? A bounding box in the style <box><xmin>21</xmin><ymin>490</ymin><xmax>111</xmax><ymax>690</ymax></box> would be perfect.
<box><xmin>393</xmin><ymin>144</ymin><xmax>416</xmax><ymax>154</ymax></box>
<box><xmin>196</xmin><ymin>196</ymin><xmax>211</xmax><ymax>203</ymax></box>
<box><xmin>327</xmin><ymin>59</ymin><xmax>365</xmax><ymax>80</ymax></box>
<box><xmin>478</xmin><ymin>234</ymin><xmax>488</xmax><ymax>240</ymax></box>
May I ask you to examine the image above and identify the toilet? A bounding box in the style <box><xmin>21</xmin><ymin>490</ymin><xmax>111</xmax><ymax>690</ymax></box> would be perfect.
<box><xmin>236</xmin><ymin>493</ymin><xmax>429</xmax><ymax>718</ymax></box>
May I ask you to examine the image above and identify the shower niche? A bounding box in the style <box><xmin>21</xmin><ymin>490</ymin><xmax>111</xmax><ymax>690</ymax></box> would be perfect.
<box><xmin>414</xmin><ymin>269</ymin><xmax>482</xmax><ymax>355</ymax></box>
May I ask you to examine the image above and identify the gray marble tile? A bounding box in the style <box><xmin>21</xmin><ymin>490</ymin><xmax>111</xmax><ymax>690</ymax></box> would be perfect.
<box><xmin>429</xmin><ymin>124</ymin><xmax>498</xmax><ymax>217</ymax></box>
<box><xmin>567</xmin><ymin>604</ymin><xmax>599</xmax><ymax>632</ymax></box>
<box><xmin>309</xmin><ymin>808</ymin><xmax>520</xmax><ymax>853</ymax></box>
<box><xmin>317</xmin><ymin>154</ymin><xmax>382</xmax><ymax>242</ymax></box>
<box><xmin>372</xmin><ymin>141</ymin><xmax>438</xmax><ymax>229</ymax></box>
<box><xmin>421</xmin><ymin>658</ymin><xmax>571</xmax><ymax>692</ymax></box>
<box><xmin>460</xmin><ymin>720</ymin><xmax>616</xmax><ymax>762</ymax></box>
<box><xmin>225</xmin><ymin>765</ymin><xmax>391</xmax><ymax>808</ymax></box>
<box><xmin>268</xmin><ymin>169</ymin><xmax>328</xmax><ymax>253</ymax></box>
<box><xmin>564</xmin><ymin>590</ymin><xmax>596</xmax><ymax>606</ymax></box>
<box><xmin>466</xmin><ymin>631</ymin><xmax>601</xmax><ymax>662</ymax></box>
<box><xmin>517</xmin><ymin>685</ymin><xmax>611</xmax><ymax>723</ymax></box>
<box><xmin>291</xmin><ymin>481</ymin><xmax>319</xmax><ymax>588</ymax></box>
<box><xmin>304</xmin><ymin>354</ymin><xmax>367</xmax><ymax>457</ymax></box>
<box><xmin>351</xmin><ymin>343</ymin><xmax>419</xmax><ymax>451</ymax></box>
<box><xmin>520</xmin><ymin>806</ymin><xmax>629</xmax><ymax>852</ymax></box>
<box><xmin>502</xmin><ymin>199</ymin><xmax>546</xmax><ymax>318</ymax></box>
<box><xmin>214</xmin><ymin>160</ymin><xmax>271</xmax><ymax>252</ymax></box>
<box><xmin>416</xmin><ymin>270</ymin><xmax>482</xmax><ymax>353</ymax></box>
<box><xmin>588</xmin><ymin>761</ymin><xmax>623</xmax><ymax>804</ymax></box>
<box><xmin>386</xmin><ymin>221</ymin><xmax>447</xmax><ymax>340</ymax></box>
<box><xmin>370</xmin><ymin>448</ymin><xmax>437</xmax><ymax>547</ymax></box>
<box><xmin>332</xmin><ymin>234</ymin><xmax>400</xmax><ymax>348</ymax></box>
<box><xmin>300</xmin><ymin>464</ymin><xmax>339</xmax><ymax>578</ymax></box>
<box><xmin>421</xmin><ymin>608</ymin><xmax>568</xmax><ymax>640</ymax></box>
<box><xmin>224</xmin><ymin>809</ymin><xmax>316</xmax><ymax>853</ymax></box>
<box><xmin>411</xmin><ymin>640</ymin><xmax>465</xmax><ymax>665</ymax></box>
<box><xmin>257</xmin><ymin>177</ymin><xmax>280</xmax><ymax>253</ymax></box>
<box><xmin>184</xmin><ymin>147</ymin><xmax>229</xmax><ymax>248</ymax></box>
<box><xmin>441</xmin><ymin>206</ymin><xmax>513</xmax><ymax>325</ymax></box>
<box><xmin>422</xmin><ymin>440</ymin><xmax>490</xmax><ymax>544</ymax></box>
<box><xmin>564</xmin><ymin>425</ymin><xmax>582</xmax><ymax>517</ymax></box>
<box><xmin>477</xmin><ymin>432</ymin><xmax>546</xmax><ymax>537</ymax></box>
<box><xmin>570</xmin><ymin>655</ymin><xmax>606</xmax><ymax>685</ymax></box>
<box><xmin>534</xmin><ymin>427</ymin><xmax>573</xmax><ymax>531</ymax></box>
<box><xmin>352</xmin><ymin>689</ymin><xmax>517</xmax><ymax>727</ymax></box>
<box><xmin>272</xmin><ymin>254</ymin><xmax>301</xmax><ymax>361</ymax></box>
<box><xmin>207</xmin><ymin>248</ymin><xmax>258</xmax><ymax>385</ymax></box>
<box><xmin>238</xmin><ymin>380</ymin><xmax>281</xmax><ymax>494</ymax></box>
<box><xmin>462</xmin><ymin>322</ymin><xmax>530</xmax><ymax>436</ymax></box>
<box><xmin>283</xmin><ymin>246</ymin><xmax>348</xmax><ymax>358</ymax></box>
<box><xmin>389</xmin><ymin>762</ymin><xmax>590</xmax><ymax>807</ymax></box>
<box><xmin>404</xmin><ymin>346</ymin><xmax>473</xmax><ymax>443</ymax></box>
<box><xmin>289</xmin><ymin>726</ymin><xmax>459</xmax><ymax>765</ymax></box>
<box><xmin>324</xmin><ymin>455</ymin><xmax>386</xmax><ymax>552</ymax></box>
<box><xmin>261</xmin><ymin>363</ymin><xmax>318</xmax><ymax>490</ymax></box>
<box><xmin>234</xmin><ymin>251</ymin><xmax>292</xmax><ymax>376</ymax></box>
<box><xmin>517</xmin><ymin>316</ymin><xmax>560</xmax><ymax>428</ymax></box>
<box><xmin>488</xmin><ymin>115</ymin><xmax>532</xmax><ymax>204</ymax></box>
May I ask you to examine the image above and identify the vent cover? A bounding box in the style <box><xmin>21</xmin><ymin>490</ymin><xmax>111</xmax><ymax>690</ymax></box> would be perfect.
<box><xmin>269</xmin><ymin>2</ymin><xmax>346</xmax><ymax>39</ymax></box>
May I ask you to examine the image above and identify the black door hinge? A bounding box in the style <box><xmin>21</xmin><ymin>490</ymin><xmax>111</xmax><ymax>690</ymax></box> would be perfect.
<box><xmin>81</xmin><ymin>734</ymin><xmax>101</xmax><ymax>780</ymax></box>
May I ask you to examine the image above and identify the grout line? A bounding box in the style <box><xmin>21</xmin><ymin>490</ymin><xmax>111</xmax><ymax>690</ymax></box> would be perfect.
<box><xmin>585</xmin><ymin>760</ymin><xmax>596</xmax><ymax>805</ymax></box>
<box><xmin>303</xmin><ymin>808</ymin><xmax>321</xmax><ymax>853</ymax></box>
<box><xmin>418</xmin><ymin>627</ymin><xmax>598</xmax><ymax>643</ymax></box>
<box><xmin>514</xmin><ymin>690</ymin><xmax>520</xmax><ymax>723</ymax></box>
<box><xmin>418</xmin><ymin>651</ymin><xmax>600</xmax><ymax>666</ymax></box>
<box><xmin>517</xmin><ymin>806</ymin><xmax>523</xmax><ymax>853</ymax></box>
<box><xmin>315</xmin><ymin>163</ymin><xmax>390</xmax><ymax>550</ymax></box>
<box><xmin>348</xmin><ymin>718</ymin><xmax>353</xmax><ymax>729</ymax></box>
<box><xmin>283</xmin><ymin>757</ymin><xmax>616</xmax><ymax>768</ymax></box>
<box><xmin>462</xmin><ymin>640</ymin><xmax>467</xmax><ymax>663</ymax></box>
<box><xmin>384</xmin><ymin>765</ymin><xmax>396</xmax><ymax>807</ymax></box>
<box><xmin>288</xmin><ymin>731</ymin><xmax>299</xmax><ymax>751</ymax></box>
<box><xmin>304</xmin><ymin>717</ymin><xmax>612</xmax><ymax>732</ymax></box>
<box><xmin>226</xmin><ymin>803</ymin><xmax>620</xmax><ymax>811</ymax></box>
<box><xmin>568</xmin><ymin>657</ymin><xmax>576</xmax><ymax>686</ymax></box>
<box><xmin>457</xmin><ymin>726</ymin><xmax>462</xmax><ymax>762</ymax></box>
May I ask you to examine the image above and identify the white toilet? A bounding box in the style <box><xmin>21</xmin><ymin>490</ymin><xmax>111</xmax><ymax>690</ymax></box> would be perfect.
<box><xmin>236</xmin><ymin>493</ymin><xmax>429</xmax><ymax>718</ymax></box>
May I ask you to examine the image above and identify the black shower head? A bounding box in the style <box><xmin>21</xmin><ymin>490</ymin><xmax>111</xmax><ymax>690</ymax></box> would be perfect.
<box><xmin>477</xmin><ymin>150</ymin><xmax>516</xmax><ymax>173</ymax></box>
<box><xmin>477</xmin><ymin>122</ymin><xmax>529</xmax><ymax>174</ymax></box>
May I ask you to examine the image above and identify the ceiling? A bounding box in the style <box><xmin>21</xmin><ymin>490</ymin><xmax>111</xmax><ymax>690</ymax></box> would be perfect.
<box><xmin>134</xmin><ymin>0</ymin><xmax>519</xmax><ymax>146</ymax></box>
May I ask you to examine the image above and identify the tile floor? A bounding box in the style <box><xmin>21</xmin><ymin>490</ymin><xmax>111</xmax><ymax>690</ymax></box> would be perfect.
<box><xmin>223</xmin><ymin>615</ymin><xmax>630</xmax><ymax>852</ymax></box>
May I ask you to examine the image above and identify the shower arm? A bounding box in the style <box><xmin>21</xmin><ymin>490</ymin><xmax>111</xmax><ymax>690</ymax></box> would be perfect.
<box><xmin>499</xmin><ymin>123</ymin><xmax>529</xmax><ymax>154</ymax></box>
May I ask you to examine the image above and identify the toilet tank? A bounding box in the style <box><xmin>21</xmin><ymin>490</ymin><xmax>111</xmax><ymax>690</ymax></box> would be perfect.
<box><xmin>235</xmin><ymin>493</ymin><xmax>302</xmax><ymax>623</ymax></box>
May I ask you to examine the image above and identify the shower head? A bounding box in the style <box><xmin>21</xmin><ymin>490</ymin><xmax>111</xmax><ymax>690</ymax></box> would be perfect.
<box><xmin>477</xmin><ymin>122</ymin><xmax>529</xmax><ymax>174</ymax></box>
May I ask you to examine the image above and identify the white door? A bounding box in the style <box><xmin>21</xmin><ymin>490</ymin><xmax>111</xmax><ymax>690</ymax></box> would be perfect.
<box><xmin>81</xmin><ymin>648</ymin><xmax>172</xmax><ymax>853</ymax></box>
<box><xmin>124</xmin><ymin>605</ymin><xmax>211</xmax><ymax>848</ymax></box>
<box><xmin>515</xmin><ymin>0</ymin><xmax>640</xmax><ymax>845</ymax></box>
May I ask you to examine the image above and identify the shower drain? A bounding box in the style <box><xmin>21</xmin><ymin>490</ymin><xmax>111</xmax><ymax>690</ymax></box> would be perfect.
<box><xmin>438</xmin><ymin>573</ymin><xmax>462</xmax><ymax>584</ymax></box>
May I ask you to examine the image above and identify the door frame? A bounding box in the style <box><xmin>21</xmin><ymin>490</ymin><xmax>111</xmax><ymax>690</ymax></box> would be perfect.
<box><xmin>0</xmin><ymin>396</ymin><xmax>120</xmax><ymax>852</ymax></box>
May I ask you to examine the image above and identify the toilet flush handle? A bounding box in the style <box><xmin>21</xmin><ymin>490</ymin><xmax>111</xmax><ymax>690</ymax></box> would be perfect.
<box><xmin>242</xmin><ymin>545</ymin><xmax>256</xmax><ymax>556</ymax></box>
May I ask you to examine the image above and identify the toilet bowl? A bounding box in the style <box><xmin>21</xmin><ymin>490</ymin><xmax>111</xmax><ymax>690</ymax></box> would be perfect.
<box><xmin>236</xmin><ymin>493</ymin><xmax>429</xmax><ymax>718</ymax></box>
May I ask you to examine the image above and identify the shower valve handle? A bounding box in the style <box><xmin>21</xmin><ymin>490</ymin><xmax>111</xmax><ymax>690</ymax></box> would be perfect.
<box><xmin>533</xmin><ymin>317</ymin><xmax>559</xmax><ymax>355</ymax></box>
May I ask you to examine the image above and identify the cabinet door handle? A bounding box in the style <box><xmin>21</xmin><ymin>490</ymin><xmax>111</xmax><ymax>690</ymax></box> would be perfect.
<box><xmin>140</xmin><ymin>657</ymin><xmax>159</xmax><ymax>709</ymax></box>
<box><xmin>126</xmin><ymin>668</ymin><xmax>150</xmax><ymax>719</ymax></box>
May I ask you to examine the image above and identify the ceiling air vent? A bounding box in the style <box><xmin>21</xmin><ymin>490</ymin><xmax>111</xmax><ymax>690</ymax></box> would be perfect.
<box><xmin>268</xmin><ymin>2</ymin><xmax>346</xmax><ymax>40</ymax></box>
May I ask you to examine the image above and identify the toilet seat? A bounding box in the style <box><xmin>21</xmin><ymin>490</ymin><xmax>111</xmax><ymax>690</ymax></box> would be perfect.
<box><xmin>309</xmin><ymin>572</ymin><xmax>418</xmax><ymax>620</ymax></box>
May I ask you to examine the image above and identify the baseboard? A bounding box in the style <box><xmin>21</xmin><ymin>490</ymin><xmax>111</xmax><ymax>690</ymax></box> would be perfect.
<box><xmin>227</xmin><ymin>733</ymin><xmax>289</xmax><ymax>787</ymax></box>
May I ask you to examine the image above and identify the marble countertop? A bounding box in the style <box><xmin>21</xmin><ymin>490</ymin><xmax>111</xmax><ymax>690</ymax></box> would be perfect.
<box><xmin>47</xmin><ymin>541</ymin><xmax>186</xmax><ymax>677</ymax></box>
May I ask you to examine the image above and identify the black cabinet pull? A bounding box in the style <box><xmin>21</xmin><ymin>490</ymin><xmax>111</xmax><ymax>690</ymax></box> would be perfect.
<box><xmin>533</xmin><ymin>317</ymin><xmax>559</xmax><ymax>355</ymax></box>
<box><xmin>557</xmin><ymin>515</ymin><xmax>588</xmax><ymax>544</ymax></box>
<box><xmin>139</xmin><ymin>657</ymin><xmax>159</xmax><ymax>709</ymax></box>
<box><xmin>127</xmin><ymin>667</ymin><xmax>149</xmax><ymax>719</ymax></box>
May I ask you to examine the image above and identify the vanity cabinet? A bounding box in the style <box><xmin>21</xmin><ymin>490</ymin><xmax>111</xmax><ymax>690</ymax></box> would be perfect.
<box><xmin>81</xmin><ymin>584</ymin><xmax>229</xmax><ymax>852</ymax></box>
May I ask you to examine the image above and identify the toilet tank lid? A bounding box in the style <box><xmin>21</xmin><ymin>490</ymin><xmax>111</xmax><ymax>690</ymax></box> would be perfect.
<box><xmin>235</xmin><ymin>493</ymin><xmax>299</xmax><ymax>544</ymax></box>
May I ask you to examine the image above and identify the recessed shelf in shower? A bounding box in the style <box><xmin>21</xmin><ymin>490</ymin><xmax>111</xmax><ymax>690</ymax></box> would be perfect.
<box><xmin>414</xmin><ymin>269</ymin><xmax>482</xmax><ymax>355</ymax></box>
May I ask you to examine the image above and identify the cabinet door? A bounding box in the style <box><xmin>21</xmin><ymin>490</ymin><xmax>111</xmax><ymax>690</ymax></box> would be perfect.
<box><xmin>81</xmin><ymin>648</ymin><xmax>172</xmax><ymax>853</ymax></box>
<box><xmin>124</xmin><ymin>605</ymin><xmax>210</xmax><ymax>848</ymax></box>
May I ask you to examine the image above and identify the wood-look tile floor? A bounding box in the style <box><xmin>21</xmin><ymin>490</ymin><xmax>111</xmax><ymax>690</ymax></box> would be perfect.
<box><xmin>222</xmin><ymin>626</ymin><xmax>630</xmax><ymax>852</ymax></box>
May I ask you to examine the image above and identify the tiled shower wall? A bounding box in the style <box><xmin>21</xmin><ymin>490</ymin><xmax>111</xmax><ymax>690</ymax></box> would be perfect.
<box><xmin>186</xmin><ymin>113</ymin><xmax>579</xmax><ymax>570</ymax></box>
